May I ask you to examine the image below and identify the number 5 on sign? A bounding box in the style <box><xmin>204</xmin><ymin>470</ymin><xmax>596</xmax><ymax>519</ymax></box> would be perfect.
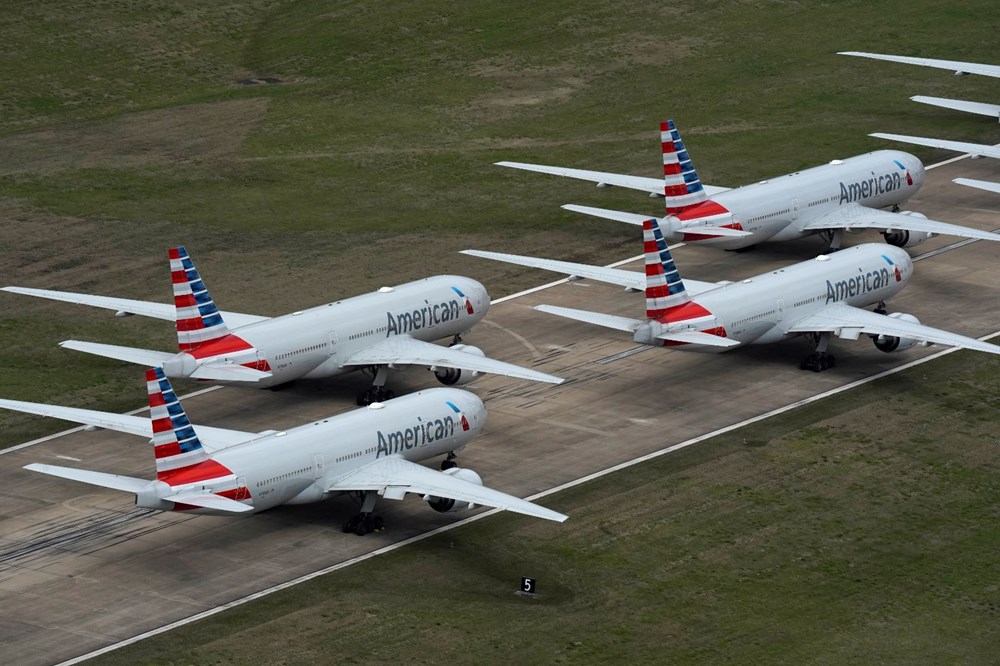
<box><xmin>520</xmin><ymin>576</ymin><xmax>536</xmax><ymax>595</ymax></box>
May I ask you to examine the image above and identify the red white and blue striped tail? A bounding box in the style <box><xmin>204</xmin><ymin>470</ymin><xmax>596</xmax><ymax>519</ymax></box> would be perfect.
<box><xmin>147</xmin><ymin>367</ymin><xmax>209</xmax><ymax>479</ymax></box>
<box><xmin>644</xmin><ymin>218</ymin><xmax>690</xmax><ymax>319</ymax></box>
<box><xmin>169</xmin><ymin>246</ymin><xmax>230</xmax><ymax>352</ymax></box>
<box><xmin>661</xmin><ymin>119</ymin><xmax>708</xmax><ymax>215</ymax></box>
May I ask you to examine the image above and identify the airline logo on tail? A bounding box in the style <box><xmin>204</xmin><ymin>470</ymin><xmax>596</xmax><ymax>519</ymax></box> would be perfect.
<box><xmin>170</xmin><ymin>246</ymin><xmax>230</xmax><ymax>351</ymax></box>
<box><xmin>146</xmin><ymin>367</ymin><xmax>236</xmax><ymax>488</ymax></box>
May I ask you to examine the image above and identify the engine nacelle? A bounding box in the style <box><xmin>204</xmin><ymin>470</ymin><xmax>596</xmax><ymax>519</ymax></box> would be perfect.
<box><xmin>426</xmin><ymin>467</ymin><xmax>483</xmax><ymax>513</ymax></box>
<box><xmin>873</xmin><ymin>312</ymin><xmax>921</xmax><ymax>353</ymax></box>
<box><xmin>883</xmin><ymin>212</ymin><xmax>934</xmax><ymax>248</ymax></box>
<box><xmin>434</xmin><ymin>344</ymin><xmax>485</xmax><ymax>386</ymax></box>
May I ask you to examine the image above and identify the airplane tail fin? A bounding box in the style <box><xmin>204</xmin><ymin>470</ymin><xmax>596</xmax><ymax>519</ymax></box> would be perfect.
<box><xmin>661</xmin><ymin>119</ymin><xmax>709</xmax><ymax>214</ymax></box>
<box><xmin>643</xmin><ymin>218</ymin><xmax>691</xmax><ymax>318</ymax></box>
<box><xmin>169</xmin><ymin>246</ymin><xmax>230</xmax><ymax>352</ymax></box>
<box><xmin>146</xmin><ymin>367</ymin><xmax>213</xmax><ymax>480</ymax></box>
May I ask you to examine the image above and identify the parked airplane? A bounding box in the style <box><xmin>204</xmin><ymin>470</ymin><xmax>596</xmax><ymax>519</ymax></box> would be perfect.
<box><xmin>4</xmin><ymin>368</ymin><xmax>566</xmax><ymax>536</ymax></box>
<box><xmin>496</xmin><ymin>120</ymin><xmax>1000</xmax><ymax>250</ymax></box>
<box><xmin>463</xmin><ymin>218</ymin><xmax>1000</xmax><ymax>372</ymax></box>
<box><xmin>2</xmin><ymin>247</ymin><xmax>561</xmax><ymax>405</ymax></box>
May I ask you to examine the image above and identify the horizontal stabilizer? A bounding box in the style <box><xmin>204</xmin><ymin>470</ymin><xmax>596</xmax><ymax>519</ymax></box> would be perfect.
<box><xmin>954</xmin><ymin>178</ymin><xmax>1000</xmax><ymax>195</ymax></box>
<box><xmin>60</xmin><ymin>340</ymin><xmax>174</xmax><ymax>367</ymax></box>
<box><xmin>657</xmin><ymin>330</ymin><xmax>740</xmax><ymax>347</ymax></box>
<box><xmin>534</xmin><ymin>304</ymin><xmax>642</xmax><ymax>332</ymax></box>
<box><xmin>24</xmin><ymin>463</ymin><xmax>150</xmax><ymax>493</ymax></box>
<box><xmin>870</xmin><ymin>133</ymin><xmax>1000</xmax><ymax>160</ymax></box>
<box><xmin>562</xmin><ymin>204</ymin><xmax>652</xmax><ymax>226</ymax></box>
<box><xmin>911</xmin><ymin>96</ymin><xmax>1000</xmax><ymax>119</ymax></box>
<box><xmin>188</xmin><ymin>363</ymin><xmax>272</xmax><ymax>382</ymax></box>
<box><xmin>163</xmin><ymin>493</ymin><xmax>253</xmax><ymax>512</ymax></box>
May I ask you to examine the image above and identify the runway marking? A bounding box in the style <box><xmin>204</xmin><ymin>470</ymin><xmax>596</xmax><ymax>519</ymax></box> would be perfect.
<box><xmin>595</xmin><ymin>346</ymin><xmax>652</xmax><ymax>365</ymax></box>
<box><xmin>16</xmin><ymin>150</ymin><xmax>987</xmax><ymax>665</ymax></box>
<box><xmin>62</xmin><ymin>327</ymin><xmax>1000</xmax><ymax>666</ymax></box>
<box><xmin>926</xmin><ymin>152</ymin><xmax>973</xmax><ymax>170</ymax></box>
<box><xmin>477</xmin><ymin>319</ymin><xmax>540</xmax><ymax>357</ymax></box>
<box><xmin>537</xmin><ymin>419</ymin><xmax>614</xmax><ymax>437</ymax></box>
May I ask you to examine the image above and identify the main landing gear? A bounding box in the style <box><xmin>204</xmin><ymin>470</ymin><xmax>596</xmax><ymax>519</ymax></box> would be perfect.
<box><xmin>357</xmin><ymin>366</ymin><xmax>396</xmax><ymax>406</ymax></box>
<box><xmin>800</xmin><ymin>331</ymin><xmax>836</xmax><ymax>373</ymax></box>
<box><xmin>343</xmin><ymin>491</ymin><xmax>384</xmax><ymax>537</ymax></box>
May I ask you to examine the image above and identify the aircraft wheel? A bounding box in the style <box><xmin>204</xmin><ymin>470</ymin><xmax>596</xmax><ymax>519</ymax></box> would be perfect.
<box><xmin>343</xmin><ymin>516</ymin><xmax>359</xmax><ymax>533</ymax></box>
<box><xmin>441</xmin><ymin>459</ymin><xmax>457</xmax><ymax>471</ymax></box>
<box><xmin>373</xmin><ymin>516</ymin><xmax>384</xmax><ymax>532</ymax></box>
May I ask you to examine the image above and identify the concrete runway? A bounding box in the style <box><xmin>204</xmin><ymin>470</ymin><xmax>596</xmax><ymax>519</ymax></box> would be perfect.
<box><xmin>0</xmin><ymin>157</ymin><xmax>997</xmax><ymax>665</ymax></box>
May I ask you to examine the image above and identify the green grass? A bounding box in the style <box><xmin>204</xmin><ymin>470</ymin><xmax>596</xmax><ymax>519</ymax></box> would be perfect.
<box><xmin>90</xmin><ymin>350</ymin><xmax>1000</xmax><ymax>665</ymax></box>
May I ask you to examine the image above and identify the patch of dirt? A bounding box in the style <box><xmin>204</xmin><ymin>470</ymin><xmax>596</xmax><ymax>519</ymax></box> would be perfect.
<box><xmin>0</xmin><ymin>97</ymin><xmax>270</xmax><ymax>176</ymax></box>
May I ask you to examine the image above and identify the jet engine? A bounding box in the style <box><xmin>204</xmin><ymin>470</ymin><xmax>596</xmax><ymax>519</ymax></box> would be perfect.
<box><xmin>426</xmin><ymin>467</ymin><xmax>483</xmax><ymax>512</ymax></box>
<box><xmin>883</xmin><ymin>213</ymin><xmax>935</xmax><ymax>248</ymax></box>
<box><xmin>873</xmin><ymin>313</ymin><xmax>921</xmax><ymax>352</ymax></box>
<box><xmin>434</xmin><ymin>344</ymin><xmax>485</xmax><ymax>386</ymax></box>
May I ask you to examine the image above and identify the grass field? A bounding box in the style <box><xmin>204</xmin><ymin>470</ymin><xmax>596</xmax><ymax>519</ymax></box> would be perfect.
<box><xmin>90</xmin><ymin>349</ymin><xmax>1000</xmax><ymax>664</ymax></box>
<box><xmin>1</xmin><ymin>1</ymin><xmax>998</xmax><ymax>662</ymax></box>
<box><xmin>2</xmin><ymin>0</ymin><xmax>998</xmax><ymax>449</ymax></box>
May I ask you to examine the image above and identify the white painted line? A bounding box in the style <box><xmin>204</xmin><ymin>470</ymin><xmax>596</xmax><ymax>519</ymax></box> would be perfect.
<box><xmin>62</xmin><ymin>327</ymin><xmax>1000</xmax><ymax>666</ymax></box>
<box><xmin>926</xmin><ymin>152</ymin><xmax>972</xmax><ymax>170</ymax></box>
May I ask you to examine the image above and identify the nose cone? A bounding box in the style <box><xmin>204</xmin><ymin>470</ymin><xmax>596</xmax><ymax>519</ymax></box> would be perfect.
<box><xmin>449</xmin><ymin>388</ymin><xmax>487</xmax><ymax>433</ymax></box>
<box><xmin>456</xmin><ymin>277</ymin><xmax>490</xmax><ymax>316</ymax></box>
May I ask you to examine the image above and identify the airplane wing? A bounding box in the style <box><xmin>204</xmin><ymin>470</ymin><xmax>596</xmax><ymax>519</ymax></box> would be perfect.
<box><xmin>1</xmin><ymin>286</ymin><xmax>270</xmax><ymax>328</ymax></box>
<box><xmin>342</xmin><ymin>336</ymin><xmax>563</xmax><ymax>384</ymax></box>
<box><xmin>534</xmin><ymin>305</ymin><xmax>643</xmax><ymax>332</ymax></box>
<box><xmin>0</xmin><ymin>398</ymin><xmax>256</xmax><ymax>451</ymax></box>
<box><xmin>954</xmin><ymin>178</ymin><xmax>1000</xmax><ymax>194</ymax></box>
<box><xmin>561</xmin><ymin>204</ymin><xmax>752</xmax><ymax>238</ymax></box>
<box><xmin>910</xmin><ymin>96</ymin><xmax>1000</xmax><ymax>119</ymax></box>
<box><xmin>461</xmin><ymin>249</ymin><xmax>724</xmax><ymax>297</ymax></box>
<box><xmin>325</xmin><ymin>456</ymin><xmax>567</xmax><ymax>522</ymax></box>
<box><xmin>838</xmin><ymin>52</ymin><xmax>1000</xmax><ymax>78</ymax></box>
<box><xmin>785</xmin><ymin>303</ymin><xmax>1000</xmax><ymax>355</ymax></box>
<box><xmin>870</xmin><ymin>133</ymin><xmax>1000</xmax><ymax>160</ymax></box>
<box><xmin>495</xmin><ymin>161</ymin><xmax>730</xmax><ymax>197</ymax></box>
<box><xmin>800</xmin><ymin>202</ymin><xmax>1000</xmax><ymax>242</ymax></box>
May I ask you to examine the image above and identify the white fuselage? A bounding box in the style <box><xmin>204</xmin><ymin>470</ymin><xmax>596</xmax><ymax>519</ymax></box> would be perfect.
<box><xmin>142</xmin><ymin>388</ymin><xmax>486</xmax><ymax>514</ymax></box>
<box><xmin>173</xmin><ymin>275</ymin><xmax>489</xmax><ymax>388</ymax></box>
<box><xmin>649</xmin><ymin>244</ymin><xmax>913</xmax><ymax>351</ymax></box>
<box><xmin>669</xmin><ymin>150</ymin><xmax>925</xmax><ymax>249</ymax></box>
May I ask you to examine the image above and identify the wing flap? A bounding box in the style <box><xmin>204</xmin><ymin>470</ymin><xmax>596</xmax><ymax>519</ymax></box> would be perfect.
<box><xmin>787</xmin><ymin>303</ymin><xmax>1000</xmax><ymax>355</ymax></box>
<box><xmin>326</xmin><ymin>457</ymin><xmax>566</xmax><ymax>523</ymax></box>
<box><xmin>657</xmin><ymin>330</ymin><xmax>740</xmax><ymax>347</ymax></box>
<box><xmin>801</xmin><ymin>203</ymin><xmax>1000</xmax><ymax>242</ymax></box>
<box><xmin>497</xmin><ymin>161</ymin><xmax>729</xmax><ymax>196</ymax></box>
<box><xmin>163</xmin><ymin>493</ymin><xmax>254</xmax><ymax>512</ymax></box>
<box><xmin>24</xmin><ymin>463</ymin><xmax>150</xmax><ymax>493</ymax></box>
<box><xmin>342</xmin><ymin>336</ymin><xmax>563</xmax><ymax>384</ymax></box>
